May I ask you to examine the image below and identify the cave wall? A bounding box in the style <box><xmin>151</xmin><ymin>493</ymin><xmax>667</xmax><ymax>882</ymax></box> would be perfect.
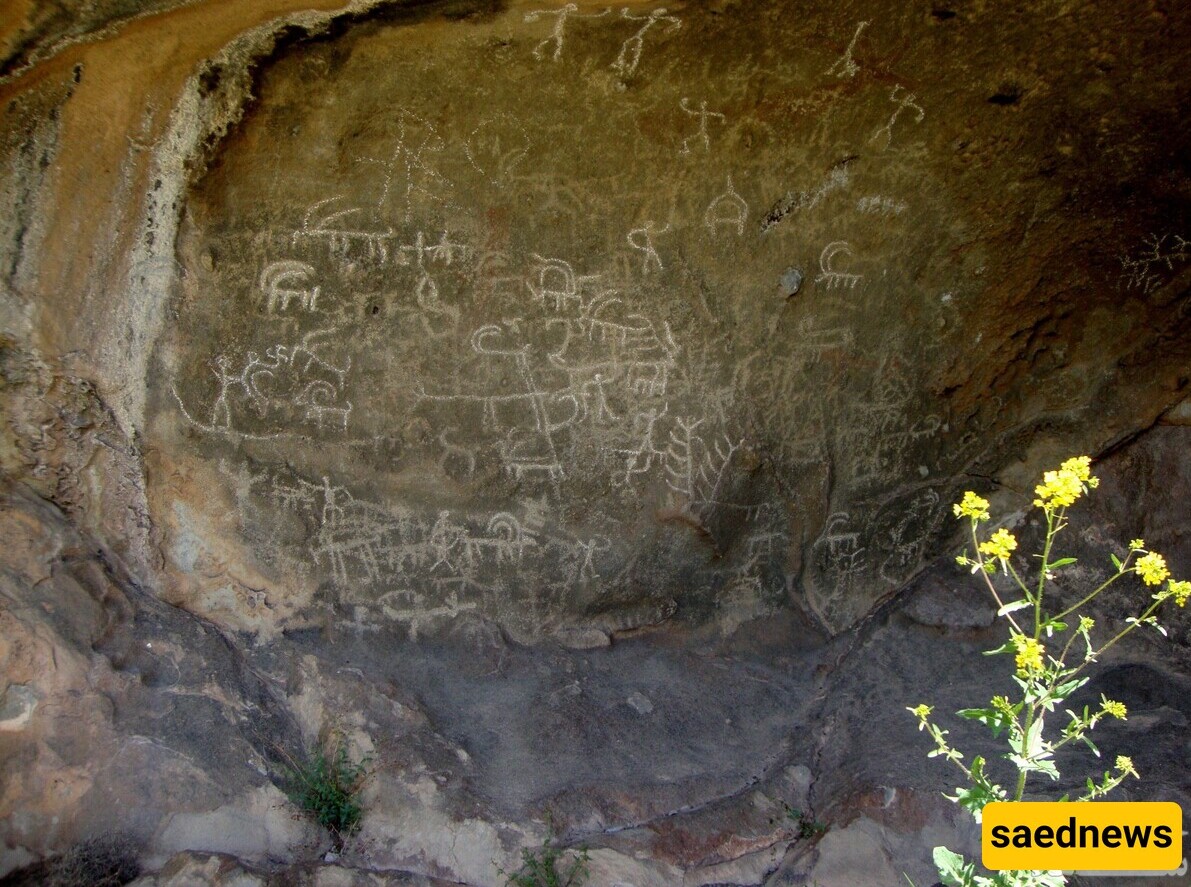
<box><xmin>1</xmin><ymin>0</ymin><xmax>1190</xmax><ymax>883</ymax></box>
<box><xmin>3</xmin><ymin>0</ymin><xmax>1190</xmax><ymax>643</ymax></box>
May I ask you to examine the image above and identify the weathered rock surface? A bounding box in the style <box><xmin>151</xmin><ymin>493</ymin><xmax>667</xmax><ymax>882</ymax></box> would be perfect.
<box><xmin>0</xmin><ymin>0</ymin><xmax>1189</xmax><ymax>883</ymax></box>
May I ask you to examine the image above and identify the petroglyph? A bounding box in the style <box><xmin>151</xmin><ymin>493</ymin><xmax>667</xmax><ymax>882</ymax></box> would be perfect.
<box><xmin>485</xmin><ymin>512</ymin><xmax>539</xmax><ymax>563</ymax></box>
<box><xmin>1119</xmin><ymin>233</ymin><xmax>1190</xmax><ymax>294</ymax></box>
<box><xmin>663</xmin><ymin>417</ymin><xmax>748</xmax><ymax>517</ymax></box>
<box><xmin>438</xmin><ymin>428</ymin><xmax>478</xmax><ymax>478</ymax></box>
<box><xmin>612</xmin><ymin>8</ymin><xmax>682</xmax><ymax>78</ymax></box>
<box><xmin>355</xmin><ymin>109</ymin><xmax>454</xmax><ymax>220</ymax></box>
<box><xmin>579</xmin><ymin>597</ymin><xmax>678</xmax><ymax>635</ymax></box>
<box><xmin>825</xmin><ymin>20</ymin><xmax>869</xmax><ymax>79</ymax></box>
<box><xmin>260</xmin><ymin>260</ymin><xmax>320</xmax><ymax>314</ymax></box>
<box><xmin>679</xmin><ymin>98</ymin><xmax>726</xmax><ymax>155</ymax></box>
<box><xmin>572</xmin><ymin>299</ymin><xmax>680</xmax><ymax>397</ymax></box>
<box><xmin>879</xmin><ymin>489</ymin><xmax>942</xmax><ymax>585</ymax></box>
<box><xmin>704</xmin><ymin>176</ymin><xmax>749</xmax><ymax>236</ymax></box>
<box><xmin>871</xmin><ymin>85</ymin><xmax>925</xmax><ymax>150</ymax></box>
<box><xmin>380</xmin><ymin>590</ymin><xmax>478</xmax><ymax>641</ymax></box>
<box><xmin>815</xmin><ymin>240</ymin><xmax>863</xmax><ymax>290</ymax></box>
<box><xmin>528</xmin><ymin>254</ymin><xmax>579</xmax><ymax>312</ymax></box>
<box><xmin>626</xmin><ymin>222</ymin><xmax>668</xmax><ymax>274</ymax></box>
<box><xmin>614</xmin><ymin>404</ymin><xmax>669</xmax><ymax>488</ymax></box>
<box><xmin>156</xmin><ymin>2</ymin><xmax>998</xmax><ymax>643</ymax></box>
<box><xmin>813</xmin><ymin>512</ymin><xmax>869</xmax><ymax>596</ymax></box>
<box><xmin>465</xmin><ymin>114</ymin><xmax>532</xmax><ymax>183</ymax></box>
<box><xmin>856</xmin><ymin>195</ymin><xmax>908</xmax><ymax>216</ymax></box>
<box><xmin>177</xmin><ymin>332</ymin><xmax>352</xmax><ymax>438</ymax></box>
<box><xmin>292</xmin><ymin>197</ymin><xmax>396</xmax><ymax>264</ymax></box>
<box><xmin>291</xmin><ymin>198</ymin><xmax>468</xmax><ymax>270</ymax></box>
<box><xmin>790</xmin><ymin>317</ymin><xmax>854</xmax><ymax>364</ymax></box>
<box><xmin>523</xmin><ymin>3</ymin><xmax>610</xmax><ymax>62</ymax></box>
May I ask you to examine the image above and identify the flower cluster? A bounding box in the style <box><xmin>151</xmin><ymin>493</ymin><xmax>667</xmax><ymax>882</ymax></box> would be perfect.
<box><xmin>1012</xmin><ymin>634</ymin><xmax>1045</xmax><ymax>677</ymax></box>
<box><xmin>1135</xmin><ymin>551</ymin><xmax>1170</xmax><ymax>586</ymax></box>
<box><xmin>1169</xmin><ymin>579</ymin><xmax>1191</xmax><ymax>608</ymax></box>
<box><xmin>953</xmin><ymin>491</ymin><xmax>990</xmax><ymax>520</ymax></box>
<box><xmin>1100</xmin><ymin>698</ymin><xmax>1127</xmax><ymax>720</ymax></box>
<box><xmin>1033</xmin><ymin>457</ymin><xmax>1099</xmax><ymax>509</ymax></box>
<box><xmin>978</xmin><ymin>528</ymin><xmax>1018</xmax><ymax>561</ymax></box>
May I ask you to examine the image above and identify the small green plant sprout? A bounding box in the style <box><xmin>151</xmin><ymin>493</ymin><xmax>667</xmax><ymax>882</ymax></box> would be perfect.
<box><xmin>281</xmin><ymin>736</ymin><xmax>369</xmax><ymax>850</ymax></box>
<box><xmin>909</xmin><ymin>456</ymin><xmax>1188</xmax><ymax>887</ymax></box>
<box><xmin>784</xmin><ymin>804</ymin><xmax>828</xmax><ymax>838</ymax></box>
<box><xmin>497</xmin><ymin>828</ymin><xmax>591</xmax><ymax>887</ymax></box>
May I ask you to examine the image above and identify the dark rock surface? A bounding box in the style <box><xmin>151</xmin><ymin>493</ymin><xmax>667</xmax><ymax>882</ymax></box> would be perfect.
<box><xmin>0</xmin><ymin>0</ymin><xmax>1188</xmax><ymax>883</ymax></box>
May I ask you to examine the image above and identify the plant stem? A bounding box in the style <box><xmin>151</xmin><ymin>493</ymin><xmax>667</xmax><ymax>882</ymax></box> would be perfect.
<box><xmin>972</xmin><ymin>524</ymin><xmax>1026</xmax><ymax>634</ymax></box>
<box><xmin>1034</xmin><ymin>509</ymin><xmax>1058</xmax><ymax>641</ymax></box>
<box><xmin>1072</xmin><ymin>597</ymin><xmax>1167</xmax><ymax>677</ymax></box>
<box><xmin>1054</xmin><ymin>570</ymin><xmax>1130</xmax><ymax>622</ymax></box>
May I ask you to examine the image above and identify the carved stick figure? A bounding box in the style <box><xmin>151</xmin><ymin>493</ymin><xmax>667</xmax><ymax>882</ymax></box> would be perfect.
<box><xmin>612</xmin><ymin>8</ymin><xmax>681</xmax><ymax>78</ymax></box>
<box><xmin>626</xmin><ymin>222</ymin><xmax>668</xmax><ymax>273</ymax></box>
<box><xmin>871</xmin><ymin>85</ymin><xmax>925</xmax><ymax>149</ymax></box>
<box><xmin>679</xmin><ymin>98</ymin><xmax>726</xmax><ymax>155</ymax></box>
<box><xmin>825</xmin><ymin>20</ymin><xmax>868</xmax><ymax>79</ymax></box>
<box><xmin>524</xmin><ymin>4</ymin><xmax>609</xmax><ymax>61</ymax></box>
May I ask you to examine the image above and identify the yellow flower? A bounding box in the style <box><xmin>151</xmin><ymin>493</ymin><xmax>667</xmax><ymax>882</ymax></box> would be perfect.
<box><xmin>1060</xmin><ymin>456</ymin><xmax>1098</xmax><ymax>487</ymax></box>
<box><xmin>1168</xmin><ymin>579</ymin><xmax>1191</xmax><ymax>607</ymax></box>
<box><xmin>1034</xmin><ymin>469</ymin><xmax>1082</xmax><ymax>508</ymax></box>
<box><xmin>1033</xmin><ymin>457</ymin><xmax>1099</xmax><ymax>509</ymax></box>
<box><xmin>1100</xmin><ymin>698</ymin><xmax>1127</xmax><ymax>720</ymax></box>
<box><xmin>1129</xmin><ymin>538</ymin><xmax>1146</xmax><ymax>551</ymax></box>
<box><xmin>909</xmin><ymin>704</ymin><xmax>933</xmax><ymax>729</ymax></box>
<box><xmin>1012</xmin><ymin>634</ymin><xmax>1045</xmax><ymax>677</ymax></box>
<box><xmin>953</xmin><ymin>491</ymin><xmax>990</xmax><ymax>520</ymax></box>
<box><xmin>978</xmin><ymin>528</ymin><xmax>1018</xmax><ymax>561</ymax></box>
<box><xmin>1115</xmin><ymin>756</ymin><xmax>1138</xmax><ymax>778</ymax></box>
<box><xmin>1078</xmin><ymin>615</ymin><xmax>1095</xmax><ymax>633</ymax></box>
<box><xmin>1135</xmin><ymin>552</ymin><xmax>1170</xmax><ymax>587</ymax></box>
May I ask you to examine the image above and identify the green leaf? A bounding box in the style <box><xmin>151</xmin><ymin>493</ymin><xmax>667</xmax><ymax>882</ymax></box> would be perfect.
<box><xmin>933</xmin><ymin>846</ymin><xmax>975</xmax><ymax>887</ymax></box>
<box><xmin>1049</xmin><ymin>557</ymin><xmax>1077</xmax><ymax>568</ymax></box>
<box><xmin>1041</xmin><ymin>618</ymin><xmax>1067</xmax><ymax>636</ymax></box>
<box><xmin>1017</xmin><ymin>716</ymin><xmax>1047</xmax><ymax>759</ymax></box>
<box><xmin>983</xmin><ymin>640</ymin><xmax>1016</xmax><ymax>657</ymax></box>
<box><xmin>948</xmin><ymin>784</ymin><xmax>998</xmax><ymax>816</ymax></box>
<box><xmin>957</xmin><ymin>708</ymin><xmax>1010</xmax><ymax>738</ymax></box>
<box><xmin>1052</xmin><ymin>677</ymin><xmax>1088</xmax><ymax>701</ymax></box>
<box><xmin>1081</xmin><ymin>735</ymin><xmax>1101</xmax><ymax>757</ymax></box>
<box><xmin>997</xmin><ymin>600</ymin><xmax>1031</xmax><ymax>616</ymax></box>
<box><xmin>1111</xmin><ymin>552</ymin><xmax>1123</xmax><ymax>571</ymax></box>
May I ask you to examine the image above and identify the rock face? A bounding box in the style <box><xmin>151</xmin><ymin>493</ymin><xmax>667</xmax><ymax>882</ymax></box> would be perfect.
<box><xmin>144</xmin><ymin>0</ymin><xmax>1191</xmax><ymax>640</ymax></box>
<box><xmin>0</xmin><ymin>0</ymin><xmax>1189</xmax><ymax>884</ymax></box>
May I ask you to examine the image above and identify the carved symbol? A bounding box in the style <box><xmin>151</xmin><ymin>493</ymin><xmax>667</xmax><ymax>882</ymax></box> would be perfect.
<box><xmin>679</xmin><ymin>98</ymin><xmax>726</xmax><ymax>155</ymax></box>
<box><xmin>825</xmin><ymin>20</ymin><xmax>869</xmax><ymax>79</ymax></box>
<box><xmin>704</xmin><ymin>176</ymin><xmax>749</xmax><ymax>236</ymax></box>
<box><xmin>815</xmin><ymin>240</ymin><xmax>863</xmax><ymax>290</ymax></box>
<box><xmin>612</xmin><ymin>8</ymin><xmax>682</xmax><ymax>78</ymax></box>
<box><xmin>260</xmin><ymin>261</ymin><xmax>320</xmax><ymax>314</ymax></box>
<box><xmin>626</xmin><ymin>222</ymin><xmax>669</xmax><ymax>273</ymax></box>
<box><xmin>871</xmin><ymin>85</ymin><xmax>925</xmax><ymax>150</ymax></box>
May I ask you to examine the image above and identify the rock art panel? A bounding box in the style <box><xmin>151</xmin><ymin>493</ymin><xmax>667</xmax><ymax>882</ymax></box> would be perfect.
<box><xmin>131</xmin><ymin>0</ymin><xmax>1191</xmax><ymax>643</ymax></box>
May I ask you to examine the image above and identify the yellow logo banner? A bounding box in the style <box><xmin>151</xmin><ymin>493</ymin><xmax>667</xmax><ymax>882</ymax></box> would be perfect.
<box><xmin>982</xmin><ymin>802</ymin><xmax>1183</xmax><ymax>871</ymax></box>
